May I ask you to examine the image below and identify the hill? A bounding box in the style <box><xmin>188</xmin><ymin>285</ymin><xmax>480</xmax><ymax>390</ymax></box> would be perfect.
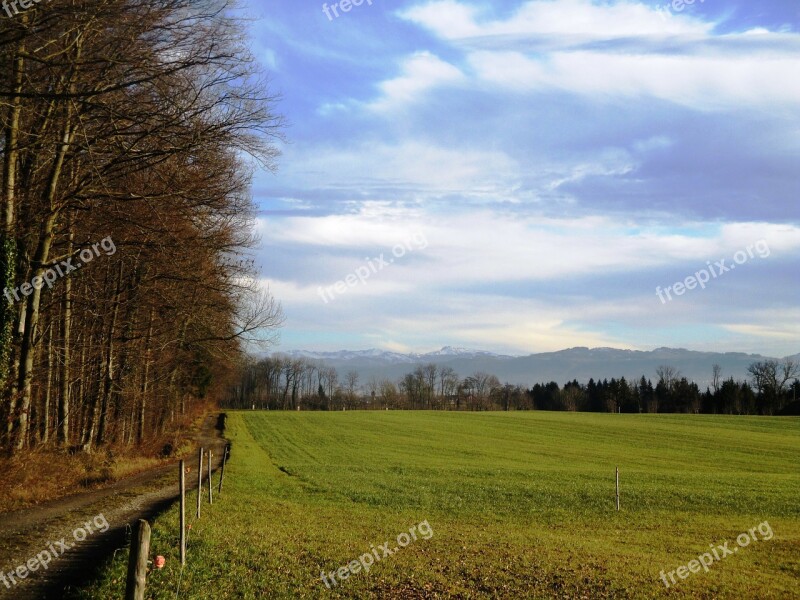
<box><xmin>275</xmin><ymin>346</ymin><xmax>795</xmax><ymax>387</ymax></box>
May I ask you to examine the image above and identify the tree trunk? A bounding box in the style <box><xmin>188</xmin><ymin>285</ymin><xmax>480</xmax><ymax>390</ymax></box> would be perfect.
<box><xmin>58</xmin><ymin>216</ymin><xmax>73</xmax><ymax>447</ymax></box>
<box><xmin>1</xmin><ymin>20</ymin><xmax>25</xmax><ymax>443</ymax></box>
<box><xmin>138</xmin><ymin>308</ymin><xmax>154</xmax><ymax>445</ymax></box>
<box><xmin>97</xmin><ymin>264</ymin><xmax>123</xmax><ymax>446</ymax></box>
<box><xmin>42</xmin><ymin>327</ymin><xmax>53</xmax><ymax>443</ymax></box>
<box><xmin>15</xmin><ymin>215</ymin><xmax>58</xmax><ymax>451</ymax></box>
<box><xmin>14</xmin><ymin>110</ymin><xmax>74</xmax><ymax>451</ymax></box>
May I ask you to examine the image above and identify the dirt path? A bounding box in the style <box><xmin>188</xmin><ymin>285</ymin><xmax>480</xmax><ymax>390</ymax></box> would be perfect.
<box><xmin>0</xmin><ymin>413</ymin><xmax>228</xmax><ymax>600</ymax></box>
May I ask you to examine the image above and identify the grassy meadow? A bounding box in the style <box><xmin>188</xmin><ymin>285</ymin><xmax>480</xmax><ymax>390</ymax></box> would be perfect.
<box><xmin>72</xmin><ymin>411</ymin><xmax>800</xmax><ymax>598</ymax></box>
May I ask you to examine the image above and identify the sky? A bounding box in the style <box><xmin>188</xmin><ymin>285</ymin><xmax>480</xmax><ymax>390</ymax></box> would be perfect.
<box><xmin>243</xmin><ymin>0</ymin><xmax>800</xmax><ymax>357</ymax></box>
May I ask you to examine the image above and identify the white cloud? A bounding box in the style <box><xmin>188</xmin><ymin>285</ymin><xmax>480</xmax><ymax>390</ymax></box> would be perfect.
<box><xmin>377</xmin><ymin>296</ymin><xmax>634</xmax><ymax>353</ymax></box>
<box><xmin>723</xmin><ymin>322</ymin><xmax>800</xmax><ymax>341</ymax></box>
<box><xmin>545</xmin><ymin>149</ymin><xmax>635</xmax><ymax>191</ymax></box>
<box><xmin>467</xmin><ymin>49</ymin><xmax>800</xmax><ymax>109</ymax></box>
<box><xmin>368</xmin><ymin>51</ymin><xmax>465</xmax><ymax>112</ymax></box>
<box><xmin>400</xmin><ymin>0</ymin><xmax>714</xmax><ymax>42</ymax></box>
<box><xmin>260</xmin><ymin>48</ymin><xmax>278</xmax><ymax>71</ymax></box>
<box><xmin>260</xmin><ymin>206</ymin><xmax>800</xmax><ymax>289</ymax></box>
<box><xmin>399</xmin><ymin>0</ymin><xmax>483</xmax><ymax>39</ymax></box>
<box><xmin>257</xmin><ymin>207</ymin><xmax>800</xmax><ymax>355</ymax></box>
<box><xmin>274</xmin><ymin>140</ymin><xmax>519</xmax><ymax>198</ymax></box>
<box><xmin>397</xmin><ymin>1</ymin><xmax>800</xmax><ymax>111</ymax></box>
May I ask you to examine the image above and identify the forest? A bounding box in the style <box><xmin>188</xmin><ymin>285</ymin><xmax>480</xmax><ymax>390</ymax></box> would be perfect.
<box><xmin>227</xmin><ymin>356</ymin><xmax>800</xmax><ymax>416</ymax></box>
<box><xmin>0</xmin><ymin>0</ymin><xmax>283</xmax><ymax>456</ymax></box>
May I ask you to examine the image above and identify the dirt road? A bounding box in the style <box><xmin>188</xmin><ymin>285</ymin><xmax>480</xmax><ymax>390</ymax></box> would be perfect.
<box><xmin>0</xmin><ymin>413</ymin><xmax>228</xmax><ymax>599</ymax></box>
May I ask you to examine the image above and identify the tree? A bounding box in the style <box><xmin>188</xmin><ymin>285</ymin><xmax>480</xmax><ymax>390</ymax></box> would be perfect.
<box><xmin>1</xmin><ymin>0</ymin><xmax>284</xmax><ymax>452</ymax></box>
<box><xmin>365</xmin><ymin>376</ymin><xmax>379</xmax><ymax>404</ymax></box>
<box><xmin>438</xmin><ymin>366</ymin><xmax>459</xmax><ymax>407</ymax></box>
<box><xmin>638</xmin><ymin>376</ymin><xmax>654</xmax><ymax>413</ymax></box>
<box><xmin>344</xmin><ymin>371</ymin><xmax>359</xmax><ymax>405</ymax></box>
<box><xmin>656</xmin><ymin>365</ymin><xmax>680</xmax><ymax>392</ymax></box>
<box><xmin>560</xmin><ymin>381</ymin><xmax>584</xmax><ymax>412</ymax></box>
<box><xmin>712</xmin><ymin>364</ymin><xmax>722</xmax><ymax>394</ymax></box>
<box><xmin>748</xmin><ymin>359</ymin><xmax>800</xmax><ymax>414</ymax></box>
<box><xmin>400</xmin><ymin>372</ymin><xmax>421</xmax><ymax>409</ymax></box>
<box><xmin>378</xmin><ymin>379</ymin><xmax>399</xmax><ymax>408</ymax></box>
<box><xmin>324</xmin><ymin>367</ymin><xmax>339</xmax><ymax>407</ymax></box>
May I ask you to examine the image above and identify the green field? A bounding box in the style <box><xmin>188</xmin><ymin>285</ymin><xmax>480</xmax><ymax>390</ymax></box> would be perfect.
<box><xmin>74</xmin><ymin>411</ymin><xmax>800</xmax><ymax>599</ymax></box>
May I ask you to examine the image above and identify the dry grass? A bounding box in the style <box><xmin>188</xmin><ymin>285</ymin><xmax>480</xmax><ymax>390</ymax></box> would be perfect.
<box><xmin>0</xmin><ymin>409</ymin><xmax>206</xmax><ymax>514</ymax></box>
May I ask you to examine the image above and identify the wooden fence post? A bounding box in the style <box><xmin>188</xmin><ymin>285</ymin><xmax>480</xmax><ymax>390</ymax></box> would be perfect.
<box><xmin>615</xmin><ymin>466</ymin><xmax>620</xmax><ymax>511</ymax></box>
<box><xmin>197</xmin><ymin>448</ymin><xmax>203</xmax><ymax>519</ymax></box>
<box><xmin>125</xmin><ymin>519</ymin><xmax>151</xmax><ymax>600</ymax></box>
<box><xmin>208</xmin><ymin>449</ymin><xmax>213</xmax><ymax>505</ymax></box>
<box><xmin>218</xmin><ymin>446</ymin><xmax>228</xmax><ymax>495</ymax></box>
<box><xmin>179</xmin><ymin>460</ymin><xmax>186</xmax><ymax>565</ymax></box>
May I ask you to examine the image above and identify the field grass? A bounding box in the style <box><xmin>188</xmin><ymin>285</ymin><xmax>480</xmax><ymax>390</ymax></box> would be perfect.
<box><xmin>72</xmin><ymin>411</ymin><xmax>800</xmax><ymax>599</ymax></box>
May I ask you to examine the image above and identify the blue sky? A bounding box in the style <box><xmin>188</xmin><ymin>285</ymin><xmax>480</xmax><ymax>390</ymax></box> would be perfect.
<box><xmin>244</xmin><ymin>0</ymin><xmax>800</xmax><ymax>356</ymax></box>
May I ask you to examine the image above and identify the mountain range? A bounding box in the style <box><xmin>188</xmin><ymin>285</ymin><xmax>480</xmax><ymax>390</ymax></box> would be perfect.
<box><xmin>275</xmin><ymin>347</ymin><xmax>800</xmax><ymax>388</ymax></box>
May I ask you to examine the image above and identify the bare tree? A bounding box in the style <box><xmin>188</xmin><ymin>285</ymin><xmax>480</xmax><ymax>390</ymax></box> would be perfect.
<box><xmin>748</xmin><ymin>359</ymin><xmax>799</xmax><ymax>413</ymax></box>
<box><xmin>656</xmin><ymin>365</ymin><xmax>680</xmax><ymax>392</ymax></box>
<box><xmin>366</xmin><ymin>376</ymin><xmax>379</xmax><ymax>404</ymax></box>
<box><xmin>379</xmin><ymin>379</ymin><xmax>399</xmax><ymax>408</ymax></box>
<box><xmin>345</xmin><ymin>370</ymin><xmax>359</xmax><ymax>404</ymax></box>
<box><xmin>712</xmin><ymin>364</ymin><xmax>722</xmax><ymax>394</ymax></box>
<box><xmin>1</xmin><ymin>0</ymin><xmax>284</xmax><ymax>452</ymax></box>
<box><xmin>325</xmin><ymin>367</ymin><xmax>339</xmax><ymax>405</ymax></box>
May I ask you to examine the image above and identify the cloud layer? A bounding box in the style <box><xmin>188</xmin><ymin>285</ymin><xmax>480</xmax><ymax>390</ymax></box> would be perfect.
<box><xmin>247</xmin><ymin>0</ymin><xmax>800</xmax><ymax>356</ymax></box>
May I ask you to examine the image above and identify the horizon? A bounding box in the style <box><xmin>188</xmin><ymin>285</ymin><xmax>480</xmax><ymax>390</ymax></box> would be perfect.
<box><xmin>270</xmin><ymin>345</ymin><xmax>800</xmax><ymax>360</ymax></box>
<box><xmin>259</xmin><ymin>345</ymin><xmax>800</xmax><ymax>390</ymax></box>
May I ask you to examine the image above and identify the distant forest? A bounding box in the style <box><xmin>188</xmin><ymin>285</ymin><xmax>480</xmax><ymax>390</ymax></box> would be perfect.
<box><xmin>227</xmin><ymin>357</ymin><xmax>800</xmax><ymax>416</ymax></box>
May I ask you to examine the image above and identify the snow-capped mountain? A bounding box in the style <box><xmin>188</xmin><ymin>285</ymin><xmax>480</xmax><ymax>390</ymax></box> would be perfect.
<box><xmin>279</xmin><ymin>347</ymin><xmax>512</xmax><ymax>364</ymax></box>
<box><xmin>423</xmin><ymin>346</ymin><xmax>506</xmax><ymax>358</ymax></box>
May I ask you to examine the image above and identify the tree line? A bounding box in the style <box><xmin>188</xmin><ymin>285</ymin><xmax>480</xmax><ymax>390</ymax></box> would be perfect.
<box><xmin>227</xmin><ymin>357</ymin><xmax>800</xmax><ymax>416</ymax></box>
<box><xmin>0</xmin><ymin>0</ymin><xmax>283</xmax><ymax>455</ymax></box>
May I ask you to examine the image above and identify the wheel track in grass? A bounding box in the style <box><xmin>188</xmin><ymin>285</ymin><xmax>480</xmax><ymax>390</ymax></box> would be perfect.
<box><xmin>0</xmin><ymin>413</ymin><xmax>228</xmax><ymax>600</ymax></box>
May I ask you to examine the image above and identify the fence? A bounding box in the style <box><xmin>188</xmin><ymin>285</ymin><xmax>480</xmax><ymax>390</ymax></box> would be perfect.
<box><xmin>125</xmin><ymin>444</ymin><xmax>230</xmax><ymax>599</ymax></box>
